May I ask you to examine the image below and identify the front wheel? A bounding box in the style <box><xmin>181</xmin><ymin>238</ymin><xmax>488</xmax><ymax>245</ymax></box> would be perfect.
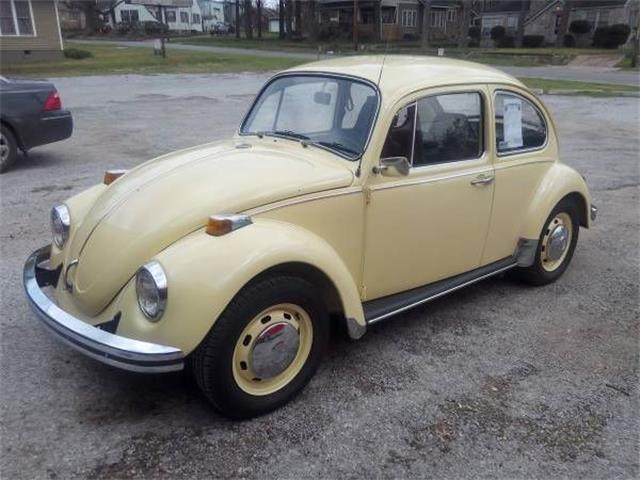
<box><xmin>513</xmin><ymin>199</ymin><xmax>580</xmax><ymax>286</ymax></box>
<box><xmin>192</xmin><ymin>275</ymin><xmax>329</xmax><ymax>419</ymax></box>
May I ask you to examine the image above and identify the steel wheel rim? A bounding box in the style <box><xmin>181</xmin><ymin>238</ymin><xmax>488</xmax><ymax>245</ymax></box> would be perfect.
<box><xmin>541</xmin><ymin>212</ymin><xmax>573</xmax><ymax>272</ymax></box>
<box><xmin>232</xmin><ymin>303</ymin><xmax>313</xmax><ymax>396</ymax></box>
<box><xmin>0</xmin><ymin>133</ymin><xmax>8</xmax><ymax>162</ymax></box>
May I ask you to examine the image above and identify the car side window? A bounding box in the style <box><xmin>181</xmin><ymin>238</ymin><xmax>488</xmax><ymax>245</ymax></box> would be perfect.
<box><xmin>381</xmin><ymin>103</ymin><xmax>416</xmax><ymax>161</ymax></box>
<box><xmin>413</xmin><ymin>92</ymin><xmax>483</xmax><ymax>166</ymax></box>
<box><xmin>495</xmin><ymin>92</ymin><xmax>547</xmax><ymax>154</ymax></box>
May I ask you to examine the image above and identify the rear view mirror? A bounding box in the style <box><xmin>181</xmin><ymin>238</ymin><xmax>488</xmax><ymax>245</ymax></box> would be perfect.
<box><xmin>314</xmin><ymin>91</ymin><xmax>332</xmax><ymax>105</ymax></box>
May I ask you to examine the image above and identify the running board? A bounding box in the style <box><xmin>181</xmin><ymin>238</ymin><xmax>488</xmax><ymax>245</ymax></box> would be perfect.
<box><xmin>364</xmin><ymin>257</ymin><xmax>517</xmax><ymax>325</ymax></box>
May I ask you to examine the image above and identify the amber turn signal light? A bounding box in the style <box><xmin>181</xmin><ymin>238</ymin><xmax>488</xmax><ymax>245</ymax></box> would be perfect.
<box><xmin>103</xmin><ymin>169</ymin><xmax>127</xmax><ymax>185</ymax></box>
<box><xmin>205</xmin><ymin>214</ymin><xmax>252</xmax><ymax>237</ymax></box>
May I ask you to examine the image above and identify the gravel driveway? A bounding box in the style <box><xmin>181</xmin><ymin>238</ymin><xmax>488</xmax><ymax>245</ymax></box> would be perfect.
<box><xmin>0</xmin><ymin>73</ymin><xmax>638</xmax><ymax>479</ymax></box>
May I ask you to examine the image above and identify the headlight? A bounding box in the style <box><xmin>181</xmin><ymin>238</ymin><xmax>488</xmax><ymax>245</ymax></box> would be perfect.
<box><xmin>51</xmin><ymin>205</ymin><xmax>70</xmax><ymax>249</ymax></box>
<box><xmin>135</xmin><ymin>261</ymin><xmax>168</xmax><ymax>321</ymax></box>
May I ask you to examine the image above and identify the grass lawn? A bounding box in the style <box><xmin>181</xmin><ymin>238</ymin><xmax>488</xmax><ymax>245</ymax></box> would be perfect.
<box><xmin>178</xmin><ymin>35</ymin><xmax>621</xmax><ymax>65</ymax></box>
<box><xmin>520</xmin><ymin>77</ymin><xmax>639</xmax><ymax>95</ymax></box>
<box><xmin>0</xmin><ymin>43</ymin><xmax>305</xmax><ymax>78</ymax></box>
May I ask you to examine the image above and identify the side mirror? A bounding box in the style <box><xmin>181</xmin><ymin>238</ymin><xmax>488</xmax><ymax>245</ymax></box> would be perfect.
<box><xmin>373</xmin><ymin>156</ymin><xmax>410</xmax><ymax>176</ymax></box>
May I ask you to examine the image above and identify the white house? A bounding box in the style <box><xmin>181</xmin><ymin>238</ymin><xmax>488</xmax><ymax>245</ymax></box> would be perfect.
<box><xmin>197</xmin><ymin>0</ymin><xmax>226</xmax><ymax>32</ymax></box>
<box><xmin>112</xmin><ymin>0</ymin><xmax>203</xmax><ymax>32</ymax></box>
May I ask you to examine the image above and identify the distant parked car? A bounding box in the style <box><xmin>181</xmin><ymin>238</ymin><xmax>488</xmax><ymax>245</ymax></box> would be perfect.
<box><xmin>0</xmin><ymin>77</ymin><xmax>73</xmax><ymax>173</ymax></box>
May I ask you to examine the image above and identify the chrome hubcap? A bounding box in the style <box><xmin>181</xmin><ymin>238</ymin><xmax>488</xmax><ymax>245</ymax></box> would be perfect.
<box><xmin>546</xmin><ymin>224</ymin><xmax>569</xmax><ymax>261</ymax></box>
<box><xmin>541</xmin><ymin>212</ymin><xmax>573</xmax><ymax>272</ymax></box>
<box><xmin>251</xmin><ymin>322</ymin><xmax>300</xmax><ymax>379</ymax></box>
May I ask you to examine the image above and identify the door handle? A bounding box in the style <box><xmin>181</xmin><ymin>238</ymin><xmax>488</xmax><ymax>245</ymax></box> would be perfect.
<box><xmin>470</xmin><ymin>174</ymin><xmax>494</xmax><ymax>186</ymax></box>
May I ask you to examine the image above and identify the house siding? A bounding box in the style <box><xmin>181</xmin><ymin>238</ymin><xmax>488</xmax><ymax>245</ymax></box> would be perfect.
<box><xmin>1</xmin><ymin>0</ymin><xmax>62</xmax><ymax>64</ymax></box>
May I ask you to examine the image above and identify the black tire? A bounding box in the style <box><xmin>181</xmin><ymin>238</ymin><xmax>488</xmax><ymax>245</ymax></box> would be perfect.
<box><xmin>192</xmin><ymin>275</ymin><xmax>329</xmax><ymax>419</ymax></box>
<box><xmin>513</xmin><ymin>198</ymin><xmax>580</xmax><ymax>286</ymax></box>
<box><xmin>0</xmin><ymin>125</ymin><xmax>18</xmax><ymax>174</ymax></box>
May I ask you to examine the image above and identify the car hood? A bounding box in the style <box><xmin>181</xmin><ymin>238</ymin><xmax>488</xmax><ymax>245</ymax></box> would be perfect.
<box><xmin>68</xmin><ymin>138</ymin><xmax>354</xmax><ymax>316</ymax></box>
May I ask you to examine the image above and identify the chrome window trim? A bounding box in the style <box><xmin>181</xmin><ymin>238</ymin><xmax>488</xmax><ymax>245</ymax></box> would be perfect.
<box><xmin>238</xmin><ymin>71</ymin><xmax>382</xmax><ymax>163</ymax></box>
<box><xmin>494</xmin><ymin>89</ymin><xmax>549</xmax><ymax>158</ymax></box>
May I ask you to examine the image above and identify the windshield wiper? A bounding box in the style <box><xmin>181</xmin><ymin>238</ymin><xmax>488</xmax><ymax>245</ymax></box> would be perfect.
<box><xmin>315</xmin><ymin>141</ymin><xmax>359</xmax><ymax>156</ymax></box>
<box><xmin>263</xmin><ymin>130</ymin><xmax>310</xmax><ymax>141</ymax></box>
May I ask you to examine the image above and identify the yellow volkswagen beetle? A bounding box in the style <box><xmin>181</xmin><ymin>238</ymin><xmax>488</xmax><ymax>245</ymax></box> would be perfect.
<box><xmin>24</xmin><ymin>56</ymin><xmax>596</xmax><ymax>419</ymax></box>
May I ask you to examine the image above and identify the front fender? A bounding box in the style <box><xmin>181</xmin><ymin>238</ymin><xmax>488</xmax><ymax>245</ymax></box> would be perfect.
<box><xmin>117</xmin><ymin>219</ymin><xmax>365</xmax><ymax>355</ymax></box>
<box><xmin>521</xmin><ymin>162</ymin><xmax>592</xmax><ymax>240</ymax></box>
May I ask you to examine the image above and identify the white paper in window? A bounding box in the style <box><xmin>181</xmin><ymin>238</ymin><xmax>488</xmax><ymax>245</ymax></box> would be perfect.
<box><xmin>502</xmin><ymin>97</ymin><xmax>523</xmax><ymax>149</ymax></box>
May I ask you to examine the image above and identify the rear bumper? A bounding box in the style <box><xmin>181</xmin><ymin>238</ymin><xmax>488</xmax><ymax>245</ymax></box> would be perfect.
<box><xmin>23</xmin><ymin>246</ymin><xmax>184</xmax><ymax>373</ymax></box>
<box><xmin>590</xmin><ymin>204</ymin><xmax>598</xmax><ymax>222</ymax></box>
<box><xmin>24</xmin><ymin>110</ymin><xmax>73</xmax><ymax>150</ymax></box>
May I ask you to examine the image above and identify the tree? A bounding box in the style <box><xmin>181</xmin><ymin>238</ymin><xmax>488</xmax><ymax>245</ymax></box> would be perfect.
<box><xmin>294</xmin><ymin>0</ymin><xmax>302</xmax><ymax>37</ymax></box>
<box><xmin>515</xmin><ymin>0</ymin><xmax>530</xmax><ymax>48</ymax></box>
<box><xmin>421</xmin><ymin>0</ymin><xmax>431</xmax><ymax>48</ymax></box>
<box><xmin>307</xmin><ymin>0</ymin><xmax>318</xmax><ymax>42</ymax></box>
<box><xmin>279</xmin><ymin>0</ymin><xmax>285</xmax><ymax>39</ymax></box>
<box><xmin>457</xmin><ymin>0</ymin><xmax>472</xmax><ymax>48</ymax></box>
<box><xmin>244</xmin><ymin>0</ymin><xmax>252</xmax><ymax>39</ymax></box>
<box><xmin>256</xmin><ymin>0</ymin><xmax>262</xmax><ymax>38</ymax></box>
<box><xmin>235</xmin><ymin>0</ymin><xmax>240</xmax><ymax>38</ymax></box>
<box><xmin>555</xmin><ymin>0</ymin><xmax>572</xmax><ymax>47</ymax></box>
<box><xmin>285</xmin><ymin>0</ymin><xmax>293</xmax><ymax>40</ymax></box>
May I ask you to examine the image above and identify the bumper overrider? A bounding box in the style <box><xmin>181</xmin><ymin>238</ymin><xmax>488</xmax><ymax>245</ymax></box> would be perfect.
<box><xmin>23</xmin><ymin>246</ymin><xmax>184</xmax><ymax>373</ymax></box>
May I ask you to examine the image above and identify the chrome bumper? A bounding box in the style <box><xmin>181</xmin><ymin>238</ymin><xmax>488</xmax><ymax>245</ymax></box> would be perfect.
<box><xmin>23</xmin><ymin>246</ymin><xmax>184</xmax><ymax>373</ymax></box>
<box><xmin>591</xmin><ymin>204</ymin><xmax>598</xmax><ymax>222</ymax></box>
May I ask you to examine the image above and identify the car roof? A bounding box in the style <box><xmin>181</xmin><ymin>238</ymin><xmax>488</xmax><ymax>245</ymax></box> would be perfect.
<box><xmin>286</xmin><ymin>55</ymin><xmax>525</xmax><ymax>104</ymax></box>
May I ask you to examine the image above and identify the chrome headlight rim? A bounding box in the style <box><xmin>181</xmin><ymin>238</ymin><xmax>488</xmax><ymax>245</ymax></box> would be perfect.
<box><xmin>135</xmin><ymin>261</ymin><xmax>168</xmax><ymax>322</ymax></box>
<box><xmin>51</xmin><ymin>204</ymin><xmax>71</xmax><ymax>249</ymax></box>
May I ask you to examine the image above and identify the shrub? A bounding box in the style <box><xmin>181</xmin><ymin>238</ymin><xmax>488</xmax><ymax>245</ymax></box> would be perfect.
<box><xmin>63</xmin><ymin>47</ymin><xmax>93</xmax><ymax>59</ymax></box>
<box><xmin>522</xmin><ymin>34</ymin><xmax>545</xmax><ymax>48</ymax></box>
<box><xmin>490</xmin><ymin>25</ymin><xmax>505</xmax><ymax>41</ymax></box>
<box><xmin>569</xmin><ymin>19</ymin><xmax>592</xmax><ymax>35</ymax></box>
<box><xmin>468</xmin><ymin>26</ymin><xmax>481</xmax><ymax>40</ymax></box>
<box><xmin>497</xmin><ymin>34</ymin><xmax>515</xmax><ymax>48</ymax></box>
<box><xmin>563</xmin><ymin>33</ymin><xmax>576</xmax><ymax>47</ymax></box>
<box><xmin>593</xmin><ymin>24</ymin><xmax>631</xmax><ymax>48</ymax></box>
<box><xmin>402</xmin><ymin>32</ymin><xmax>419</xmax><ymax>41</ymax></box>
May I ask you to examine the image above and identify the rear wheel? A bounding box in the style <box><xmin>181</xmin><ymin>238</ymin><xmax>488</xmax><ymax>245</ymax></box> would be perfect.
<box><xmin>514</xmin><ymin>199</ymin><xmax>579</xmax><ymax>286</ymax></box>
<box><xmin>0</xmin><ymin>125</ymin><xmax>18</xmax><ymax>174</ymax></box>
<box><xmin>192</xmin><ymin>275</ymin><xmax>329</xmax><ymax>419</ymax></box>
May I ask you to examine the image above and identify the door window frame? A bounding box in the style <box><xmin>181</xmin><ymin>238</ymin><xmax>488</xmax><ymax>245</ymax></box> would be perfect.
<box><xmin>494</xmin><ymin>89</ymin><xmax>548</xmax><ymax>158</ymax></box>
<box><xmin>382</xmin><ymin>89</ymin><xmax>487</xmax><ymax>170</ymax></box>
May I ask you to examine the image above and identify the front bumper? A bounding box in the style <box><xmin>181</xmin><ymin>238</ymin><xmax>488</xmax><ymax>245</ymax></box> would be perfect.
<box><xmin>591</xmin><ymin>204</ymin><xmax>598</xmax><ymax>222</ymax></box>
<box><xmin>23</xmin><ymin>246</ymin><xmax>184</xmax><ymax>373</ymax></box>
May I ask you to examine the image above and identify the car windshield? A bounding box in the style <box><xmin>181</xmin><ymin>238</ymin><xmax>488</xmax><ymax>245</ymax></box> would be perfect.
<box><xmin>241</xmin><ymin>75</ymin><xmax>379</xmax><ymax>160</ymax></box>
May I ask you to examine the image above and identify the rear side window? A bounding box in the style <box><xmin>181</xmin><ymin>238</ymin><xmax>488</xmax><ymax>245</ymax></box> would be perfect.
<box><xmin>495</xmin><ymin>92</ymin><xmax>547</xmax><ymax>154</ymax></box>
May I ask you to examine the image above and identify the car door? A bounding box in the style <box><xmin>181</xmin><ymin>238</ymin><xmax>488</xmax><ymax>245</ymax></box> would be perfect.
<box><xmin>362</xmin><ymin>86</ymin><xmax>495</xmax><ymax>300</ymax></box>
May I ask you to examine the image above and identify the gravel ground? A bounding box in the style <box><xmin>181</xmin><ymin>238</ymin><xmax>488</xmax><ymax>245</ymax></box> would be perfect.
<box><xmin>0</xmin><ymin>73</ymin><xmax>638</xmax><ymax>479</ymax></box>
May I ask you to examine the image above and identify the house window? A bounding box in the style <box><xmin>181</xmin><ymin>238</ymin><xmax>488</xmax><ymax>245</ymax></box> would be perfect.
<box><xmin>180</xmin><ymin>11</ymin><xmax>189</xmax><ymax>23</ymax></box>
<box><xmin>192</xmin><ymin>13</ymin><xmax>200</xmax><ymax>24</ymax></box>
<box><xmin>401</xmin><ymin>9</ymin><xmax>417</xmax><ymax>28</ymax></box>
<box><xmin>165</xmin><ymin>10</ymin><xmax>176</xmax><ymax>23</ymax></box>
<box><xmin>430</xmin><ymin>11</ymin><xmax>446</xmax><ymax>29</ymax></box>
<box><xmin>506</xmin><ymin>15</ymin><xmax>517</xmax><ymax>28</ymax></box>
<box><xmin>121</xmin><ymin>9</ymin><xmax>139</xmax><ymax>23</ymax></box>
<box><xmin>381</xmin><ymin>7</ymin><xmax>396</xmax><ymax>24</ymax></box>
<box><xmin>0</xmin><ymin>0</ymin><xmax>35</xmax><ymax>36</ymax></box>
<box><xmin>447</xmin><ymin>9</ymin><xmax>456</xmax><ymax>22</ymax></box>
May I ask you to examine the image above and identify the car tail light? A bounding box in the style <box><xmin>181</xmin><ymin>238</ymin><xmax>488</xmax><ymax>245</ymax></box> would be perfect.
<box><xmin>43</xmin><ymin>89</ymin><xmax>62</xmax><ymax>111</ymax></box>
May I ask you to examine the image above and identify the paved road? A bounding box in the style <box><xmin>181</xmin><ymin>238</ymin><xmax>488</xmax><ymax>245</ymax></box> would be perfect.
<box><xmin>70</xmin><ymin>39</ymin><xmax>640</xmax><ymax>86</ymax></box>
<box><xmin>0</xmin><ymin>73</ymin><xmax>638</xmax><ymax>479</ymax></box>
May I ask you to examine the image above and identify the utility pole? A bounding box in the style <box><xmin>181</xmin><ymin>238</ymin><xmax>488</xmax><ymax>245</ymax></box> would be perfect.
<box><xmin>353</xmin><ymin>0</ymin><xmax>358</xmax><ymax>51</ymax></box>
<box><xmin>257</xmin><ymin>0</ymin><xmax>262</xmax><ymax>38</ymax></box>
<box><xmin>421</xmin><ymin>0</ymin><xmax>431</xmax><ymax>49</ymax></box>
